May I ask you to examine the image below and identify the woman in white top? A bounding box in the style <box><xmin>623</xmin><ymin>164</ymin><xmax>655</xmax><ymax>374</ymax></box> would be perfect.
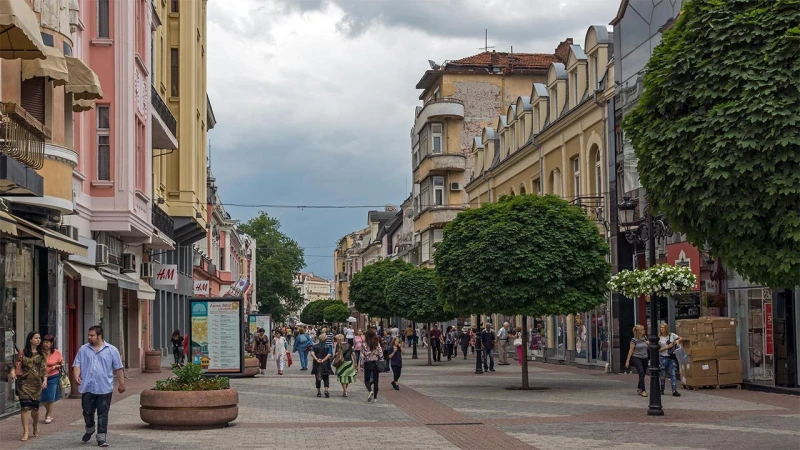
<box><xmin>271</xmin><ymin>329</ymin><xmax>288</xmax><ymax>375</ymax></box>
<box><xmin>658</xmin><ymin>322</ymin><xmax>682</xmax><ymax>397</ymax></box>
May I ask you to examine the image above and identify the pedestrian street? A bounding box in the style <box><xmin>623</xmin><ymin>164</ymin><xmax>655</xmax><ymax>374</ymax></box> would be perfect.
<box><xmin>2</xmin><ymin>352</ymin><xmax>798</xmax><ymax>450</ymax></box>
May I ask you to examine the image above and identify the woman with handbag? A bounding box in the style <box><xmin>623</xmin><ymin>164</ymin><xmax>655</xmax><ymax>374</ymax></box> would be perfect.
<box><xmin>625</xmin><ymin>324</ymin><xmax>650</xmax><ymax>397</ymax></box>
<box><xmin>253</xmin><ymin>328</ymin><xmax>271</xmax><ymax>375</ymax></box>
<box><xmin>353</xmin><ymin>329</ymin><xmax>364</xmax><ymax>365</ymax></box>
<box><xmin>39</xmin><ymin>335</ymin><xmax>64</xmax><ymax>424</ymax></box>
<box><xmin>8</xmin><ymin>331</ymin><xmax>47</xmax><ymax>441</ymax></box>
<box><xmin>658</xmin><ymin>322</ymin><xmax>682</xmax><ymax>397</ymax></box>
<box><xmin>292</xmin><ymin>326</ymin><xmax>313</xmax><ymax>371</ymax></box>
<box><xmin>333</xmin><ymin>335</ymin><xmax>356</xmax><ymax>397</ymax></box>
<box><xmin>359</xmin><ymin>329</ymin><xmax>383</xmax><ymax>403</ymax></box>
<box><xmin>271</xmin><ymin>329</ymin><xmax>288</xmax><ymax>375</ymax></box>
<box><xmin>311</xmin><ymin>333</ymin><xmax>333</xmax><ymax>398</ymax></box>
<box><xmin>389</xmin><ymin>338</ymin><xmax>404</xmax><ymax>390</ymax></box>
<box><xmin>512</xmin><ymin>326</ymin><xmax>524</xmax><ymax>365</ymax></box>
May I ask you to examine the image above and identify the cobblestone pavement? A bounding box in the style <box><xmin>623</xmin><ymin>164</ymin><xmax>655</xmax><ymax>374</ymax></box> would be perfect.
<box><xmin>2</xmin><ymin>351</ymin><xmax>799</xmax><ymax>449</ymax></box>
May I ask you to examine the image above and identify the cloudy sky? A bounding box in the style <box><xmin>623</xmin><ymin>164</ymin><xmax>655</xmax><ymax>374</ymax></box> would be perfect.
<box><xmin>206</xmin><ymin>0</ymin><xmax>621</xmax><ymax>279</ymax></box>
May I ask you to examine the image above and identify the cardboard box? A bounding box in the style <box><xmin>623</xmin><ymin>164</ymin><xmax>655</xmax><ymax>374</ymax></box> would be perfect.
<box><xmin>684</xmin><ymin>360</ymin><xmax>717</xmax><ymax>378</ymax></box>
<box><xmin>697</xmin><ymin>322</ymin><xmax>714</xmax><ymax>334</ymax></box>
<box><xmin>705</xmin><ymin>317</ymin><xmax>738</xmax><ymax>329</ymax></box>
<box><xmin>717</xmin><ymin>372</ymin><xmax>743</xmax><ymax>385</ymax></box>
<box><xmin>715</xmin><ymin>345</ymin><xmax>740</xmax><ymax>360</ymax></box>
<box><xmin>717</xmin><ymin>358</ymin><xmax>743</xmax><ymax>374</ymax></box>
<box><xmin>677</xmin><ymin>322</ymin><xmax>697</xmax><ymax>335</ymax></box>
<box><xmin>714</xmin><ymin>335</ymin><xmax>737</xmax><ymax>347</ymax></box>
<box><xmin>682</xmin><ymin>375</ymin><xmax>718</xmax><ymax>387</ymax></box>
<box><xmin>686</xmin><ymin>347</ymin><xmax>716</xmax><ymax>361</ymax></box>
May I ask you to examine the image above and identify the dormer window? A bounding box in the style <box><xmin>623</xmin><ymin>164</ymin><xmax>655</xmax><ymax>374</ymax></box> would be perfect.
<box><xmin>571</xmin><ymin>71</ymin><xmax>578</xmax><ymax>107</ymax></box>
<box><xmin>534</xmin><ymin>106</ymin><xmax>540</xmax><ymax>134</ymax></box>
<box><xmin>593</xmin><ymin>54</ymin><xmax>600</xmax><ymax>90</ymax></box>
<box><xmin>551</xmin><ymin>88</ymin><xmax>558</xmax><ymax>118</ymax></box>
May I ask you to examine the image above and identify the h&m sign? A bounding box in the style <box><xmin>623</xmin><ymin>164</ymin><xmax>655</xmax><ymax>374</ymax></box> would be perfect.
<box><xmin>194</xmin><ymin>280</ymin><xmax>210</xmax><ymax>296</ymax></box>
<box><xmin>153</xmin><ymin>264</ymin><xmax>178</xmax><ymax>287</ymax></box>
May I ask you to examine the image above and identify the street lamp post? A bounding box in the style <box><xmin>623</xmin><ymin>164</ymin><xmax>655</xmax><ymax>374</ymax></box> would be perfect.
<box><xmin>412</xmin><ymin>321</ymin><xmax>418</xmax><ymax>359</ymax></box>
<box><xmin>618</xmin><ymin>196</ymin><xmax>670</xmax><ymax>416</ymax></box>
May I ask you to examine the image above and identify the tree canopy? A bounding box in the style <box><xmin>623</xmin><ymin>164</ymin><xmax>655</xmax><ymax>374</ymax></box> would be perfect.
<box><xmin>323</xmin><ymin>301</ymin><xmax>351</xmax><ymax>324</ymax></box>
<box><xmin>237</xmin><ymin>212</ymin><xmax>305</xmax><ymax>323</ymax></box>
<box><xmin>435</xmin><ymin>195</ymin><xmax>610</xmax><ymax>317</ymax></box>
<box><xmin>385</xmin><ymin>267</ymin><xmax>455</xmax><ymax>324</ymax></box>
<box><xmin>300</xmin><ymin>299</ymin><xmax>336</xmax><ymax>325</ymax></box>
<box><xmin>350</xmin><ymin>258</ymin><xmax>414</xmax><ymax>318</ymax></box>
<box><xmin>622</xmin><ymin>0</ymin><xmax>800</xmax><ymax>288</ymax></box>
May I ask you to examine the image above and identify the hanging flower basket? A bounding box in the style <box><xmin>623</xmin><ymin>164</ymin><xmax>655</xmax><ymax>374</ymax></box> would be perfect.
<box><xmin>608</xmin><ymin>264</ymin><xmax>697</xmax><ymax>299</ymax></box>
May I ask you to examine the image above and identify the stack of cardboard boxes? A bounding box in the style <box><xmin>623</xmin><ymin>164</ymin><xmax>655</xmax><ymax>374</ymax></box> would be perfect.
<box><xmin>677</xmin><ymin>317</ymin><xmax>743</xmax><ymax>388</ymax></box>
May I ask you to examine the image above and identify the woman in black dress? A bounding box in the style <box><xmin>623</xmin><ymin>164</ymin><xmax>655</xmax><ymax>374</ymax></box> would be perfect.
<box><xmin>311</xmin><ymin>333</ymin><xmax>333</xmax><ymax>398</ymax></box>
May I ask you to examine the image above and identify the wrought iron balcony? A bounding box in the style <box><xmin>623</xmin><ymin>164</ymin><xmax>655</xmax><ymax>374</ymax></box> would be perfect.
<box><xmin>151</xmin><ymin>85</ymin><xmax>176</xmax><ymax>137</ymax></box>
<box><xmin>0</xmin><ymin>102</ymin><xmax>49</xmax><ymax>170</ymax></box>
<box><xmin>570</xmin><ymin>195</ymin><xmax>609</xmax><ymax>231</ymax></box>
<box><xmin>152</xmin><ymin>204</ymin><xmax>175</xmax><ymax>240</ymax></box>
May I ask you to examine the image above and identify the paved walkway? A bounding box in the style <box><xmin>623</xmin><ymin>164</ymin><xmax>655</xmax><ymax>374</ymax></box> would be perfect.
<box><xmin>2</xmin><ymin>351</ymin><xmax>799</xmax><ymax>449</ymax></box>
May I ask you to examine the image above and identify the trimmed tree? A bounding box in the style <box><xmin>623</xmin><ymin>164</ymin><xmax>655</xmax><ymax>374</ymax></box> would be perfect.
<box><xmin>300</xmin><ymin>299</ymin><xmax>335</xmax><ymax>325</ymax></box>
<box><xmin>385</xmin><ymin>267</ymin><xmax>456</xmax><ymax>365</ymax></box>
<box><xmin>622</xmin><ymin>0</ymin><xmax>800</xmax><ymax>288</ymax></box>
<box><xmin>435</xmin><ymin>195</ymin><xmax>610</xmax><ymax>388</ymax></box>
<box><xmin>350</xmin><ymin>258</ymin><xmax>414</xmax><ymax>320</ymax></box>
<box><xmin>324</xmin><ymin>301</ymin><xmax>350</xmax><ymax>325</ymax></box>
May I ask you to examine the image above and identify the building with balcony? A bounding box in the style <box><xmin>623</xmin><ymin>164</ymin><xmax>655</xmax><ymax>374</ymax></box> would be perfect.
<box><xmin>0</xmin><ymin>0</ymin><xmax>96</xmax><ymax>416</ymax></box>
<box><xmin>464</xmin><ymin>26</ymin><xmax>615</xmax><ymax>371</ymax></box>
<box><xmin>294</xmin><ymin>272</ymin><xmax>333</xmax><ymax>311</ymax></box>
<box><xmin>333</xmin><ymin>230</ymin><xmax>358</xmax><ymax>305</ymax></box>
<box><xmin>410</xmin><ymin>46</ymin><xmax>569</xmax><ymax>266</ymax></box>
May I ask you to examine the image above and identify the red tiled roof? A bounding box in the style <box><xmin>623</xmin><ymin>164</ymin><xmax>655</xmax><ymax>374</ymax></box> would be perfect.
<box><xmin>448</xmin><ymin>51</ymin><xmax>562</xmax><ymax>70</ymax></box>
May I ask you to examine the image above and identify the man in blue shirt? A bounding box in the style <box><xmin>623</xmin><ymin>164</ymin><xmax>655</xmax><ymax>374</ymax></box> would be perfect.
<box><xmin>72</xmin><ymin>325</ymin><xmax>125</xmax><ymax>447</ymax></box>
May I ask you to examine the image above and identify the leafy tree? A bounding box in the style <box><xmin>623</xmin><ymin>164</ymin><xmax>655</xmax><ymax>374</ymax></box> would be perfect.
<box><xmin>385</xmin><ymin>267</ymin><xmax>455</xmax><ymax>365</ymax></box>
<box><xmin>323</xmin><ymin>301</ymin><xmax>350</xmax><ymax>324</ymax></box>
<box><xmin>300</xmin><ymin>299</ymin><xmax>336</xmax><ymax>325</ymax></box>
<box><xmin>622</xmin><ymin>0</ymin><xmax>800</xmax><ymax>288</ymax></box>
<box><xmin>350</xmin><ymin>258</ymin><xmax>414</xmax><ymax>319</ymax></box>
<box><xmin>238</xmin><ymin>212</ymin><xmax>305</xmax><ymax>323</ymax></box>
<box><xmin>435</xmin><ymin>195</ymin><xmax>610</xmax><ymax>388</ymax></box>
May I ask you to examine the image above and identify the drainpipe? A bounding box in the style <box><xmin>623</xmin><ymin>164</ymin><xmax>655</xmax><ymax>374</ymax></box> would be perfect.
<box><xmin>532</xmin><ymin>139</ymin><xmax>543</xmax><ymax>194</ymax></box>
<box><xmin>593</xmin><ymin>86</ymin><xmax>613</xmax><ymax>371</ymax></box>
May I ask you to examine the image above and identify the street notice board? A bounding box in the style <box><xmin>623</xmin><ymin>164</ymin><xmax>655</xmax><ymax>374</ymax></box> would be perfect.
<box><xmin>248</xmin><ymin>314</ymin><xmax>271</xmax><ymax>337</ymax></box>
<box><xmin>189</xmin><ymin>297</ymin><xmax>244</xmax><ymax>376</ymax></box>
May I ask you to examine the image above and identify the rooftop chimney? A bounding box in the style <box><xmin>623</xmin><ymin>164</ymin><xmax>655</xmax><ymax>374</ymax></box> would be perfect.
<box><xmin>554</xmin><ymin>38</ymin><xmax>574</xmax><ymax>62</ymax></box>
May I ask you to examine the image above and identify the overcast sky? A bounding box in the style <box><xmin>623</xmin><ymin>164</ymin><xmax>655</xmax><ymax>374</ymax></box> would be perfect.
<box><xmin>206</xmin><ymin>0</ymin><xmax>621</xmax><ymax>279</ymax></box>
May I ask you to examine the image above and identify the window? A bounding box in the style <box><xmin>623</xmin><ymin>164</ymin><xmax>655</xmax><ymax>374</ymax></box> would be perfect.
<box><xmin>433</xmin><ymin>87</ymin><xmax>440</xmax><ymax>100</ymax></box>
<box><xmin>135</xmin><ymin>118</ymin><xmax>146</xmax><ymax>190</ymax></box>
<box><xmin>21</xmin><ymin>77</ymin><xmax>45</xmax><ymax>124</ymax></box>
<box><xmin>534</xmin><ymin>106</ymin><xmax>540</xmax><ymax>134</ymax></box>
<box><xmin>98</xmin><ymin>0</ymin><xmax>110</xmax><ymax>38</ymax></box>
<box><xmin>170</xmin><ymin>48</ymin><xmax>179</xmax><ymax>96</ymax></box>
<box><xmin>571</xmin><ymin>72</ymin><xmax>578</xmax><ymax>107</ymax></box>
<box><xmin>171</xmin><ymin>0</ymin><xmax>179</xmax><ymax>13</ymax></box>
<box><xmin>421</xmin><ymin>234</ymin><xmax>430</xmax><ymax>263</ymax></box>
<box><xmin>97</xmin><ymin>105</ymin><xmax>111</xmax><ymax>181</ymax></box>
<box><xmin>595</xmin><ymin>151</ymin><xmax>602</xmax><ymax>195</ymax></box>
<box><xmin>220</xmin><ymin>248</ymin><xmax>225</xmax><ymax>271</ymax></box>
<box><xmin>572</xmin><ymin>157</ymin><xmax>581</xmax><ymax>198</ymax></box>
<box><xmin>431</xmin><ymin>123</ymin><xmax>442</xmax><ymax>154</ymax></box>
<box><xmin>551</xmin><ymin>88</ymin><xmax>558</xmax><ymax>118</ymax></box>
<box><xmin>433</xmin><ymin>176</ymin><xmax>445</xmax><ymax>206</ymax></box>
<box><xmin>593</xmin><ymin>54</ymin><xmax>600</xmax><ymax>89</ymax></box>
<box><xmin>533</xmin><ymin>177</ymin><xmax>542</xmax><ymax>195</ymax></box>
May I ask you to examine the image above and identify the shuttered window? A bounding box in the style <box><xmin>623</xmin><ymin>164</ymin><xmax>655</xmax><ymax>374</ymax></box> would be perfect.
<box><xmin>21</xmin><ymin>77</ymin><xmax>45</xmax><ymax>125</ymax></box>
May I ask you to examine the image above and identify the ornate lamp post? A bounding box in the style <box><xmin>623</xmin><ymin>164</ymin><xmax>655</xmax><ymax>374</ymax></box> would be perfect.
<box><xmin>617</xmin><ymin>195</ymin><xmax>671</xmax><ymax>416</ymax></box>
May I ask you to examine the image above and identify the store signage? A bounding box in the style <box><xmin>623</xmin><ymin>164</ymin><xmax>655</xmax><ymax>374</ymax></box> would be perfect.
<box><xmin>193</xmin><ymin>280</ymin><xmax>210</xmax><ymax>296</ymax></box>
<box><xmin>152</xmin><ymin>264</ymin><xmax>178</xmax><ymax>287</ymax></box>
<box><xmin>189</xmin><ymin>297</ymin><xmax>244</xmax><ymax>376</ymax></box>
<box><xmin>764</xmin><ymin>301</ymin><xmax>773</xmax><ymax>356</ymax></box>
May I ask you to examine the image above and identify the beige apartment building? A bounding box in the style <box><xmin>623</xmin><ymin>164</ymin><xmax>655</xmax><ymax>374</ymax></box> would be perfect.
<box><xmin>410</xmin><ymin>44</ymin><xmax>571</xmax><ymax>266</ymax></box>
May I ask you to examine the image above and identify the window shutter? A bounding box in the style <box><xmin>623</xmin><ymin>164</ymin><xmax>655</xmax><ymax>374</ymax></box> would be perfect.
<box><xmin>21</xmin><ymin>77</ymin><xmax>45</xmax><ymax>125</ymax></box>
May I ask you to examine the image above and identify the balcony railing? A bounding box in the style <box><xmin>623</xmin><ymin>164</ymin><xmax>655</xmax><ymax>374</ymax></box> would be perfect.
<box><xmin>0</xmin><ymin>102</ymin><xmax>50</xmax><ymax>170</ymax></box>
<box><xmin>151</xmin><ymin>85</ymin><xmax>177</xmax><ymax>136</ymax></box>
<box><xmin>570</xmin><ymin>196</ymin><xmax>608</xmax><ymax>229</ymax></box>
<box><xmin>152</xmin><ymin>204</ymin><xmax>175</xmax><ymax>240</ymax></box>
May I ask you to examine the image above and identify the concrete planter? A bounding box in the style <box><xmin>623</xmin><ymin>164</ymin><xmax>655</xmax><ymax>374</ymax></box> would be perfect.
<box><xmin>143</xmin><ymin>350</ymin><xmax>162</xmax><ymax>373</ymax></box>
<box><xmin>244</xmin><ymin>357</ymin><xmax>259</xmax><ymax>377</ymax></box>
<box><xmin>140</xmin><ymin>388</ymin><xmax>238</xmax><ymax>429</ymax></box>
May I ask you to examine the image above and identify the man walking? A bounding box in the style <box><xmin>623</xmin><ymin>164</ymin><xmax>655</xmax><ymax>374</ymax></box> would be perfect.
<box><xmin>72</xmin><ymin>326</ymin><xmax>125</xmax><ymax>447</ymax></box>
<box><xmin>481</xmin><ymin>323</ymin><xmax>496</xmax><ymax>372</ymax></box>
<box><xmin>497</xmin><ymin>322</ymin><xmax>511</xmax><ymax>365</ymax></box>
<box><xmin>430</xmin><ymin>325</ymin><xmax>442</xmax><ymax>362</ymax></box>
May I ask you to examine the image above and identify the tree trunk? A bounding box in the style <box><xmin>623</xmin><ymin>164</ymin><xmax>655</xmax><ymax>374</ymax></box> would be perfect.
<box><xmin>427</xmin><ymin>322</ymin><xmax>432</xmax><ymax>366</ymax></box>
<box><xmin>522</xmin><ymin>315</ymin><xmax>529</xmax><ymax>389</ymax></box>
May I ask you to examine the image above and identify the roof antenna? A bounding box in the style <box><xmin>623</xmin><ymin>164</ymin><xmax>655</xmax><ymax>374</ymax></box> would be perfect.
<box><xmin>479</xmin><ymin>29</ymin><xmax>495</xmax><ymax>52</ymax></box>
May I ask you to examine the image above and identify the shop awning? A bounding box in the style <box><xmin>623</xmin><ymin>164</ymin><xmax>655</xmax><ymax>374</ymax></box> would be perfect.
<box><xmin>0</xmin><ymin>210</ymin><xmax>17</xmax><ymax>235</ymax></box>
<box><xmin>137</xmin><ymin>278</ymin><xmax>156</xmax><ymax>300</ymax></box>
<box><xmin>99</xmin><ymin>269</ymin><xmax>138</xmax><ymax>291</ymax></box>
<box><xmin>0</xmin><ymin>0</ymin><xmax>47</xmax><ymax>60</ymax></box>
<box><xmin>72</xmin><ymin>99</ymin><xmax>93</xmax><ymax>112</ymax></box>
<box><xmin>64</xmin><ymin>261</ymin><xmax>108</xmax><ymax>290</ymax></box>
<box><xmin>21</xmin><ymin>45</ymin><xmax>68</xmax><ymax>85</ymax></box>
<box><xmin>13</xmin><ymin>216</ymin><xmax>88</xmax><ymax>257</ymax></box>
<box><xmin>65</xmin><ymin>56</ymin><xmax>103</xmax><ymax>100</ymax></box>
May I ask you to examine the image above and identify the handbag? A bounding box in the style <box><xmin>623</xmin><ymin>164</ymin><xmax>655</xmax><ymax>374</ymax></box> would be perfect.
<box><xmin>59</xmin><ymin>366</ymin><xmax>71</xmax><ymax>398</ymax></box>
<box><xmin>376</xmin><ymin>357</ymin><xmax>389</xmax><ymax>373</ymax></box>
<box><xmin>513</xmin><ymin>336</ymin><xmax>523</xmax><ymax>346</ymax></box>
<box><xmin>332</xmin><ymin>348</ymin><xmax>344</xmax><ymax>368</ymax></box>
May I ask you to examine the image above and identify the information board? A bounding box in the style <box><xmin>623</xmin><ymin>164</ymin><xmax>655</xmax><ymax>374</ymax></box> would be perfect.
<box><xmin>189</xmin><ymin>297</ymin><xmax>244</xmax><ymax>376</ymax></box>
<box><xmin>248</xmin><ymin>314</ymin><xmax>271</xmax><ymax>338</ymax></box>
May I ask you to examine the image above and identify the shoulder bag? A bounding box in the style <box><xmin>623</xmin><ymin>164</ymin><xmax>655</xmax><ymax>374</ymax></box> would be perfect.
<box><xmin>332</xmin><ymin>346</ymin><xmax>344</xmax><ymax>368</ymax></box>
<box><xmin>59</xmin><ymin>365</ymin><xmax>71</xmax><ymax>398</ymax></box>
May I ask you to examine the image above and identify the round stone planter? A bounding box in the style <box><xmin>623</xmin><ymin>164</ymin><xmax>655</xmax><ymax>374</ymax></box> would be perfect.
<box><xmin>244</xmin><ymin>357</ymin><xmax>259</xmax><ymax>378</ymax></box>
<box><xmin>140</xmin><ymin>388</ymin><xmax>238</xmax><ymax>429</ymax></box>
<box><xmin>143</xmin><ymin>350</ymin><xmax>162</xmax><ymax>373</ymax></box>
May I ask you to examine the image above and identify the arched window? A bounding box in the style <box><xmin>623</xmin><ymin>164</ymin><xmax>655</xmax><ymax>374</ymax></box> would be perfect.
<box><xmin>550</xmin><ymin>168</ymin><xmax>562</xmax><ymax>197</ymax></box>
<box><xmin>509</xmin><ymin>188</ymin><xmax>516</xmax><ymax>197</ymax></box>
<box><xmin>595</xmin><ymin>148</ymin><xmax>602</xmax><ymax>195</ymax></box>
<box><xmin>520</xmin><ymin>184</ymin><xmax>527</xmax><ymax>195</ymax></box>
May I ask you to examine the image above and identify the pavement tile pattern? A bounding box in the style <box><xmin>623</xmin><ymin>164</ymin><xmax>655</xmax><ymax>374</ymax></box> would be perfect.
<box><xmin>1</xmin><ymin>351</ymin><xmax>798</xmax><ymax>449</ymax></box>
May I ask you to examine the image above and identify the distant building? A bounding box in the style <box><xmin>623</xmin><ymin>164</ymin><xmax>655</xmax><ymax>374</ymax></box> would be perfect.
<box><xmin>294</xmin><ymin>272</ymin><xmax>334</xmax><ymax>310</ymax></box>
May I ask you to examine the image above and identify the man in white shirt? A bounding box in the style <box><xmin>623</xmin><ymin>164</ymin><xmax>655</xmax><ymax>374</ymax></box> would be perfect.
<box><xmin>390</xmin><ymin>326</ymin><xmax>399</xmax><ymax>340</ymax></box>
<box><xmin>497</xmin><ymin>322</ymin><xmax>511</xmax><ymax>365</ymax></box>
<box><xmin>345</xmin><ymin>326</ymin><xmax>355</xmax><ymax>346</ymax></box>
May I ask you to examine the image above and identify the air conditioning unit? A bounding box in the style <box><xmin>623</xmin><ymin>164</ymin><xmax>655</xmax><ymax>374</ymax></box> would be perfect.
<box><xmin>450</xmin><ymin>182</ymin><xmax>462</xmax><ymax>191</ymax></box>
<box><xmin>59</xmin><ymin>225</ymin><xmax>79</xmax><ymax>241</ymax></box>
<box><xmin>141</xmin><ymin>262</ymin><xmax>154</xmax><ymax>279</ymax></box>
<box><xmin>96</xmin><ymin>244</ymin><xmax>109</xmax><ymax>266</ymax></box>
<box><xmin>122</xmin><ymin>253</ymin><xmax>136</xmax><ymax>273</ymax></box>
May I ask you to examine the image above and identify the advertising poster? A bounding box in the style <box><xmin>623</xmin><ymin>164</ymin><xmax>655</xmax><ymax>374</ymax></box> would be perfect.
<box><xmin>248</xmin><ymin>314</ymin><xmax>271</xmax><ymax>337</ymax></box>
<box><xmin>189</xmin><ymin>297</ymin><xmax>244</xmax><ymax>376</ymax></box>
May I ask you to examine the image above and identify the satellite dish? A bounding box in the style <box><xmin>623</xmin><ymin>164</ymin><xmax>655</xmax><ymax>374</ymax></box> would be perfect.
<box><xmin>385</xmin><ymin>204</ymin><xmax>398</xmax><ymax>212</ymax></box>
<box><xmin>428</xmin><ymin>60</ymin><xmax>440</xmax><ymax>70</ymax></box>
